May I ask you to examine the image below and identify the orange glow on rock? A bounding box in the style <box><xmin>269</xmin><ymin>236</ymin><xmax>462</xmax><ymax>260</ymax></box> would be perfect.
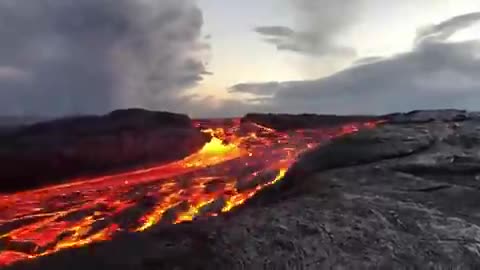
<box><xmin>0</xmin><ymin>119</ymin><xmax>381</xmax><ymax>266</ymax></box>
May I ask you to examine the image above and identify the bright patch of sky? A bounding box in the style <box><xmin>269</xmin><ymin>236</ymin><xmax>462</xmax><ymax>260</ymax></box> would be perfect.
<box><xmin>195</xmin><ymin>0</ymin><xmax>480</xmax><ymax>98</ymax></box>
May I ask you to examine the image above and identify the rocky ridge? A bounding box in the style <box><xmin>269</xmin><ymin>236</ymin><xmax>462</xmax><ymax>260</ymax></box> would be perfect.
<box><xmin>0</xmin><ymin>109</ymin><xmax>208</xmax><ymax>192</ymax></box>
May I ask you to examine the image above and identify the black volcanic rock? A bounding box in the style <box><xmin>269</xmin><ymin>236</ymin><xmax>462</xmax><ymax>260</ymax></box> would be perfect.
<box><xmin>242</xmin><ymin>109</ymin><xmax>480</xmax><ymax>131</ymax></box>
<box><xmin>385</xmin><ymin>109</ymin><xmax>470</xmax><ymax>123</ymax></box>
<box><xmin>10</xmin><ymin>108</ymin><xmax>192</xmax><ymax>137</ymax></box>
<box><xmin>0</xmin><ymin>109</ymin><xmax>209</xmax><ymax>192</ymax></box>
<box><xmin>6</xmin><ymin>109</ymin><xmax>480</xmax><ymax>269</ymax></box>
<box><xmin>241</xmin><ymin>113</ymin><xmax>380</xmax><ymax>131</ymax></box>
<box><xmin>277</xmin><ymin>124</ymin><xmax>436</xmax><ymax>191</ymax></box>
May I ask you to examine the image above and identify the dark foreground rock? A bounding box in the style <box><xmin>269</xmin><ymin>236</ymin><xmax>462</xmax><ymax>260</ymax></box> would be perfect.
<box><xmin>7</xmin><ymin>109</ymin><xmax>480</xmax><ymax>269</ymax></box>
<box><xmin>0</xmin><ymin>109</ymin><xmax>208</xmax><ymax>192</ymax></box>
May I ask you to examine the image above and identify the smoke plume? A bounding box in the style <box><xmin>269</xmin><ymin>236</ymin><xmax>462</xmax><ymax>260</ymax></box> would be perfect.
<box><xmin>0</xmin><ymin>0</ymin><xmax>210</xmax><ymax>116</ymax></box>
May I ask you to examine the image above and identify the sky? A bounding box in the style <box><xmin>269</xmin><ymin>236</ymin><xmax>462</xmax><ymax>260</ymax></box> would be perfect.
<box><xmin>0</xmin><ymin>0</ymin><xmax>480</xmax><ymax>117</ymax></box>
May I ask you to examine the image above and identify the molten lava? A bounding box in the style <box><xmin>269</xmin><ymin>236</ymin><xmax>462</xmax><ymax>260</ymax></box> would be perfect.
<box><xmin>0</xmin><ymin>119</ymin><xmax>379</xmax><ymax>266</ymax></box>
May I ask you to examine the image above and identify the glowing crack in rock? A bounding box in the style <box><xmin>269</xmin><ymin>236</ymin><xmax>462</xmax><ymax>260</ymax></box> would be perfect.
<box><xmin>0</xmin><ymin>119</ymin><xmax>380</xmax><ymax>266</ymax></box>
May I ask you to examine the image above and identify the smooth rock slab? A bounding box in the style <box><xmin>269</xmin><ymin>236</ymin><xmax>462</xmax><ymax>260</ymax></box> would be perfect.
<box><xmin>283</xmin><ymin>124</ymin><xmax>435</xmax><ymax>185</ymax></box>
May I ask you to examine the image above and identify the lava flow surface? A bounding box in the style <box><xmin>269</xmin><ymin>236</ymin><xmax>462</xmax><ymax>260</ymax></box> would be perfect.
<box><xmin>0</xmin><ymin>119</ymin><xmax>378</xmax><ymax>266</ymax></box>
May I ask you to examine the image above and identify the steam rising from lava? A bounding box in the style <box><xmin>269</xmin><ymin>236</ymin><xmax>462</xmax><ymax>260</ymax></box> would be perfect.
<box><xmin>0</xmin><ymin>120</ymin><xmax>378</xmax><ymax>266</ymax></box>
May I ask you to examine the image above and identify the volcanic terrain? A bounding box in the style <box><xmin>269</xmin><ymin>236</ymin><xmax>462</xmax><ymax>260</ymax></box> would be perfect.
<box><xmin>2</xmin><ymin>109</ymin><xmax>480</xmax><ymax>269</ymax></box>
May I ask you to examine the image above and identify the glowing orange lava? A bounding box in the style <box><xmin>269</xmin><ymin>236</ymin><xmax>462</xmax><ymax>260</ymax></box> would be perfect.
<box><xmin>0</xmin><ymin>119</ymin><xmax>380</xmax><ymax>266</ymax></box>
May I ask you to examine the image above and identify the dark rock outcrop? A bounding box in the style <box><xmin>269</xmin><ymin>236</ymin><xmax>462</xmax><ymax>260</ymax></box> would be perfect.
<box><xmin>0</xmin><ymin>109</ymin><xmax>209</xmax><ymax>192</ymax></box>
<box><xmin>385</xmin><ymin>109</ymin><xmax>471</xmax><ymax>123</ymax></box>
<box><xmin>284</xmin><ymin>124</ymin><xmax>435</xmax><ymax>182</ymax></box>
<box><xmin>242</xmin><ymin>109</ymin><xmax>480</xmax><ymax>131</ymax></box>
<box><xmin>241</xmin><ymin>113</ymin><xmax>380</xmax><ymax>131</ymax></box>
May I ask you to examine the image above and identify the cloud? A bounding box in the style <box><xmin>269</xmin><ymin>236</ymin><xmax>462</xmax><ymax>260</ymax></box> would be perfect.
<box><xmin>232</xmin><ymin>12</ymin><xmax>480</xmax><ymax>115</ymax></box>
<box><xmin>229</xmin><ymin>82</ymin><xmax>284</xmax><ymax>96</ymax></box>
<box><xmin>416</xmin><ymin>12</ymin><xmax>480</xmax><ymax>44</ymax></box>
<box><xmin>254</xmin><ymin>26</ymin><xmax>295</xmax><ymax>37</ymax></box>
<box><xmin>352</xmin><ymin>57</ymin><xmax>384</xmax><ymax>66</ymax></box>
<box><xmin>0</xmin><ymin>67</ymin><xmax>31</xmax><ymax>81</ymax></box>
<box><xmin>254</xmin><ymin>0</ymin><xmax>360</xmax><ymax>58</ymax></box>
<box><xmin>0</xmin><ymin>0</ymin><xmax>210</xmax><ymax>116</ymax></box>
<box><xmin>254</xmin><ymin>25</ymin><xmax>356</xmax><ymax>57</ymax></box>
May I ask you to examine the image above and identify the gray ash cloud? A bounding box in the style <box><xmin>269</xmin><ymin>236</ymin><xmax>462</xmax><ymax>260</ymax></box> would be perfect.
<box><xmin>0</xmin><ymin>0</ymin><xmax>210</xmax><ymax>116</ymax></box>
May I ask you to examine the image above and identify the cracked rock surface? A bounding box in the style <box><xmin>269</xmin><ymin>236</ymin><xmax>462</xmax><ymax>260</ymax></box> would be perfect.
<box><xmin>9</xmin><ymin>110</ymin><xmax>480</xmax><ymax>269</ymax></box>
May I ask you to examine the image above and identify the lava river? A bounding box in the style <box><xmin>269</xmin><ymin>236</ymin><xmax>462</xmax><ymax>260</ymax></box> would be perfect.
<box><xmin>0</xmin><ymin>119</ymin><xmax>379</xmax><ymax>266</ymax></box>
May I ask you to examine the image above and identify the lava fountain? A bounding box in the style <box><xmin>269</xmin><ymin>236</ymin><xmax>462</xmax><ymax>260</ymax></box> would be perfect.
<box><xmin>0</xmin><ymin>119</ymin><xmax>379</xmax><ymax>266</ymax></box>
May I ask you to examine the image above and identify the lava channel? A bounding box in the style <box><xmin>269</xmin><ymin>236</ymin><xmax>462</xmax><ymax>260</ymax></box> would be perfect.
<box><xmin>0</xmin><ymin>120</ymin><xmax>379</xmax><ymax>266</ymax></box>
